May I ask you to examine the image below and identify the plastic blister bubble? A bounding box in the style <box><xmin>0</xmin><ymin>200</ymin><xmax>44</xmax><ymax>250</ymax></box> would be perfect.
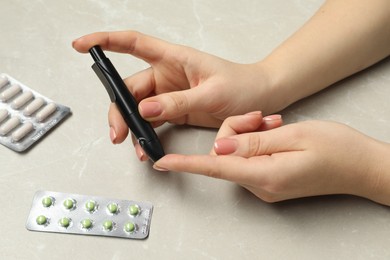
<box><xmin>0</xmin><ymin>73</ymin><xmax>71</xmax><ymax>152</ymax></box>
<box><xmin>26</xmin><ymin>191</ymin><xmax>153</xmax><ymax>240</ymax></box>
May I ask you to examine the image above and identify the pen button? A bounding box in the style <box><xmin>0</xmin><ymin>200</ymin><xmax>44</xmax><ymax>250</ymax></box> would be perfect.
<box><xmin>138</xmin><ymin>137</ymin><xmax>147</xmax><ymax>147</ymax></box>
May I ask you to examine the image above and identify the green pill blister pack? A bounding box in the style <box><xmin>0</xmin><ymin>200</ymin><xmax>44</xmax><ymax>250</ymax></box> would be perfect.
<box><xmin>26</xmin><ymin>191</ymin><xmax>153</xmax><ymax>240</ymax></box>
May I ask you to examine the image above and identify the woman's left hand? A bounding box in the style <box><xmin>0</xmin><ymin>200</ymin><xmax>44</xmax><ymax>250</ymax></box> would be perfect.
<box><xmin>154</xmin><ymin>113</ymin><xmax>390</xmax><ymax>205</ymax></box>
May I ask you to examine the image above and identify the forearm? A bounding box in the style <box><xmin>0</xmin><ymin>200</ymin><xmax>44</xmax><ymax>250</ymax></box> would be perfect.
<box><xmin>259</xmin><ymin>0</ymin><xmax>390</xmax><ymax>112</ymax></box>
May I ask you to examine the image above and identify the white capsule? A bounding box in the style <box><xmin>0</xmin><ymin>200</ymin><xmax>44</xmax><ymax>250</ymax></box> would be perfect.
<box><xmin>12</xmin><ymin>122</ymin><xmax>34</xmax><ymax>142</ymax></box>
<box><xmin>0</xmin><ymin>76</ymin><xmax>8</xmax><ymax>89</ymax></box>
<box><xmin>0</xmin><ymin>109</ymin><xmax>8</xmax><ymax>123</ymax></box>
<box><xmin>0</xmin><ymin>116</ymin><xmax>20</xmax><ymax>136</ymax></box>
<box><xmin>12</xmin><ymin>90</ymin><xmax>34</xmax><ymax>109</ymax></box>
<box><xmin>0</xmin><ymin>84</ymin><xmax>22</xmax><ymax>102</ymax></box>
<box><xmin>23</xmin><ymin>97</ymin><xmax>45</xmax><ymax>116</ymax></box>
<box><xmin>36</xmin><ymin>103</ymin><xmax>57</xmax><ymax>122</ymax></box>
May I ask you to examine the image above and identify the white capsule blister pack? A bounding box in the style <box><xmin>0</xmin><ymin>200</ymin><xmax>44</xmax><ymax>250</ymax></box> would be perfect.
<box><xmin>26</xmin><ymin>191</ymin><xmax>153</xmax><ymax>240</ymax></box>
<box><xmin>0</xmin><ymin>73</ymin><xmax>70</xmax><ymax>152</ymax></box>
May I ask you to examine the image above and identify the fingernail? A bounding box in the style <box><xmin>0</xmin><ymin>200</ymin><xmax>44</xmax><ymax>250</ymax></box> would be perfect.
<box><xmin>246</xmin><ymin>111</ymin><xmax>262</xmax><ymax>116</ymax></box>
<box><xmin>139</xmin><ymin>102</ymin><xmax>162</xmax><ymax>118</ymax></box>
<box><xmin>263</xmin><ymin>114</ymin><xmax>282</xmax><ymax>122</ymax></box>
<box><xmin>109</xmin><ymin>127</ymin><xmax>117</xmax><ymax>144</ymax></box>
<box><xmin>153</xmin><ymin>163</ymin><xmax>169</xmax><ymax>172</ymax></box>
<box><xmin>214</xmin><ymin>138</ymin><xmax>238</xmax><ymax>155</ymax></box>
<box><xmin>135</xmin><ymin>145</ymin><xmax>147</xmax><ymax>161</ymax></box>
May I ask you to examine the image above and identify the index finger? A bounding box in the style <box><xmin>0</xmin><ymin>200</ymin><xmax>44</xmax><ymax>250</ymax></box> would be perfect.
<box><xmin>153</xmin><ymin>154</ymin><xmax>271</xmax><ymax>186</ymax></box>
<box><xmin>72</xmin><ymin>30</ymin><xmax>168</xmax><ymax>62</ymax></box>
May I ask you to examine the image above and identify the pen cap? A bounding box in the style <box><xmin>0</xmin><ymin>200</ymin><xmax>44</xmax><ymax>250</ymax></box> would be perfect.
<box><xmin>89</xmin><ymin>46</ymin><xmax>106</xmax><ymax>62</ymax></box>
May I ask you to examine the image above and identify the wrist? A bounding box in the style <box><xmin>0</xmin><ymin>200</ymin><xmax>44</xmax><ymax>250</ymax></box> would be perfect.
<box><xmin>251</xmin><ymin>61</ymin><xmax>297</xmax><ymax>114</ymax></box>
<box><xmin>359</xmin><ymin>141</ymin><xmax>390</xmax><ymax>206</ymax></box>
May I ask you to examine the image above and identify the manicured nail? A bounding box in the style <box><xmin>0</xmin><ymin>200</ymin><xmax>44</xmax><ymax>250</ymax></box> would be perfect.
<box><xmin>109</xmin><ymin>127</ymin><xmax>117</xmax><ymax>144</ymax></box>
<box><xmin>153</xmin><ymin>163</ymin><xmax>169</xmax><ymax>172</ymax></box>
<box><xmin>263</xmin><ymin>114</ymin><xmax>282</xmax><ymax>122</ymax></box>
<box><xmin>214</xmin><ymin>138</ymin><xmax>238</xmax><ymax>155</ymax></box>
<box><xmin>135</xmin><ymin>145</ymin><xmax>147</xmax><ymax>161</ymax></box>
<box><xmin>246</xmin><ymin>111</ymin><xmax>262</xmax><ymax>116</ymax></box>
<box><xmin>139</xmin><ymin>102</ymin><xmax>162</xmax><ymax>118</ymax></box>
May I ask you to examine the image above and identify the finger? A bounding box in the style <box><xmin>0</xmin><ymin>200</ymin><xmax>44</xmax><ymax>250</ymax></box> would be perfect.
<box><xmin>138</xmin><ymin>84</ymin><xmax>211</xmax><ymax>123</ymax></box>
<box><xmin>214</xmin><ymin>124</ymin><xmax>301</xmax><ymax>157</ymax></box>
<box><xmin>215</xmin><ymin>113</ymin><xmax>283</xmax><ymax>141</ymax></box>
<box><xmin>166</xmin><ymin>112</ymin><xmax>222</xmax><ymax>127</ymax></box>
<box><xmin>212</xmin><ymin>113</ymin><xmax>283</xmax><ymax>155</ymax></box>
<box><xmin>108</xmin><ymin>103</ymin><xmax>129</xmax><ymax>144</ymax></box>
<box><xmin>153</xmin><ymin>154</ymin><xmax>271</xmax><ymax>186</ymax></box>
<box><xmin>131</xmin><ymin>134</ymin><xmax>149</xmax><ymax>161</ymax></box>
<box><xmin>123</xmin><ymin>67</ymin><xmax>155</xmax><ymax>102</ymax></box>
<box><xmin>72</xmin><ymin>31</ymin><xmax>171</xmax><ymax>62</ymax></box>
<box><xmin>215</xmin><ymin>112</ymin><xmax>264</xmax><ymax>141</ymax></box>
<box><xmin>123</xmin><ymin>68</ymin><xmax>221</xmax><ymax>126</ymax></box>
<box><xmin>154</xmin><ymin>152</ymin><xmax>312</xmax><ymax>202</ymax></box>
<box><xmin>260</xmin><ymin>114</ymin><xmax>283</xmax><ymax>131</ymax></box>
<box><xmin>210</xmin><ymin>112</ymin><xmax>263</xmax><ymax>155</ymax></box>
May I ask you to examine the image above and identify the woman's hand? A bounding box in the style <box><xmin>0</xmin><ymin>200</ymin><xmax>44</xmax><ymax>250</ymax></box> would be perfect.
<box><xmin>154</xmin><ymin>113</ymin><xmax>390</xmax><ymax>205</ymax></box>
<box><xmin>73</xmin><ymin>31</ymin><xmax>277</xmax><ymax>135</ymax></box>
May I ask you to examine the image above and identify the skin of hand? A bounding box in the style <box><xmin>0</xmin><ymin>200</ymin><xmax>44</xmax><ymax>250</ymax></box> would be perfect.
<box><xmin>72</xmin><ymin>0</ymin><xmax>390</xmax><ymax>161</ymax></box>
<box><xmin>153</xmin><ymin>114</ymin><xmax>390</xmax><ymax>206</ymax></box>
<box><xmin>72</xmin><ymin>31</ymin><xmax>277</xmax><ymax>160</ymax></box>
<box><xmin>72</xmin><ymin>31</ymin><xmax>276</xmax><ymax>129</ymax></box>
<box><xmin>71</xmin><ymin>1</ymin><xmax>390</xmax><ymax>205</ymax></box>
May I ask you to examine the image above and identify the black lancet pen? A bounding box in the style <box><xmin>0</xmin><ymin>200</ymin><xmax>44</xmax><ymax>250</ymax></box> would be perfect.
<box><xmin>89</xmin><ymin>45</ymin><xmax>165</xmax><ymax>162</ymax></box>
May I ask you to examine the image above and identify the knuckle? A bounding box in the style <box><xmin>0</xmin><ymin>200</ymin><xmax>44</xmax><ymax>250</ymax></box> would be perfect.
<box><xmin>221</xmin><ymin>115</ymin><xmax>239</xmax><ymax>128</ymax></box>
<box><xmin>202</xmin><ymin>158</ymin><xmax>225</xmax><ymax>179</ymax></box>
<box><xmin>169</xmin><ymin>93</ymin><xmax>189</xmax><ymax>114</ymax></box>
<box><xmin>204</xmin><ymin>168</ymin><xmax>223</xmax><ymax>179</ymax></box>
<box><xmin>247</xmin><ymin>133</ymin><xmax>263</xmax><ymax>156</ymax></box>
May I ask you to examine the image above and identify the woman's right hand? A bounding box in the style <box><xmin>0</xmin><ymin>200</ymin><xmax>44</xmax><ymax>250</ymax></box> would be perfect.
<box><xmin>73</xmin><ymin>31</ymin><xmax>279</xmax><ymax>143</ymax></box>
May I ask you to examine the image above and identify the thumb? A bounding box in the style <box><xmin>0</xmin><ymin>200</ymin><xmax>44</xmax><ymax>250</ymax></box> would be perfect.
<box><xmin>214</xmin><ymin>124</ymin><xmax>302</xmax><ymax>157</ymax></box>
<box><xmin>138</xmin><ymin>86</ymin><xmax>211</xmax><ymax>124</ymax></box>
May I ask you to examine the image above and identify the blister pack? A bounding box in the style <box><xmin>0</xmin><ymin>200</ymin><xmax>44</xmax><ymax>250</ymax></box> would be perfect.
<box><xmin>26</xmin><ymin>191</ymin><xmax>153</xmax><ymax>240</ymax></box>
<box><xmin>0</xmin><ymin>73</ymin><xmax>70</xmax><ymax>152</ymax></box>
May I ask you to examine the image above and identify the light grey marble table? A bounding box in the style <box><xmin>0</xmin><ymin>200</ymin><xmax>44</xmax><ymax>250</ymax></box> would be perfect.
<box><xmin>1</xmin><ymin>1</ymin><xmax>389</xmax><ymax>259</ymax></box>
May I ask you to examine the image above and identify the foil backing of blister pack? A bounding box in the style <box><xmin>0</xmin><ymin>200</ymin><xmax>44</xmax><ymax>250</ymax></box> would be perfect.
<box><xmin>0</xmin><ymin>73</ymin><xmax>71</xmax><ymax>152</ymax></box>
<box><xmin>26</xmin><ymin>191</ymin><xmax>153</xmax><ymax>240</ymax></box>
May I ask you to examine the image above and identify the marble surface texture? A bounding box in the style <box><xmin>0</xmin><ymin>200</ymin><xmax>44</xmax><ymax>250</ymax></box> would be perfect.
<box><xmin>1</xmin><ymin>0</ymin><xmax>389</xmax><ymax>259</ymax></box>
